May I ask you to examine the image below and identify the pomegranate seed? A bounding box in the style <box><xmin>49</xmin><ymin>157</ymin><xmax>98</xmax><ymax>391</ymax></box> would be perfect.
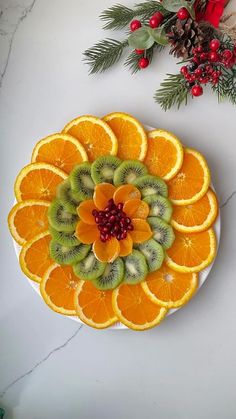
<box><xmin>127</xmin><ymin>224</ymin><xmax>134</xmax><ymax>231</ymax></box>
<box><xmin>117</xmin><ymin>203</ymin><xmax>123</xmax><ymax>210</ymax></box>
<box><xmin>92</xmin><ymin>209</ymin><xmax>98</xmax><ymax>216</ymax></box>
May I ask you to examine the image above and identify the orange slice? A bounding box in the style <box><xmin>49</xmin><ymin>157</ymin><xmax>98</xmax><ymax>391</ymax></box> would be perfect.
<box><xmin>144</xmin><ymin>130</ymin><xmax>183</xmax><ymax>180</ymax></box>
<box><xmin>168</xmin><ymin>148</ymin><xmax>210</xmax><ymax>205</ymax></box>
<box><xmin>142</xmin><ymin>263</ymin><xmax>198</xmax><ymax>308</ymax></box>
<box><xmin>113</xmin><ymin>184</ymin><xmax>141</xmax><ymax>205</ymax></box>
<box><xmin>62</xmin><ymin>115</ymin><xmax>118</xmax><ymax>161</ymax></box>
<box><xmin>8</xmin><ymin>200</ymin><xmax>50</xmax><ymax>245</ymax></box>
<box><xmin>123</xmin><ymin>199</ymin><xmax>149</xmax><ymax>219</ymax></box>
<box><xmin>166</xmin><ymin>228</ymin><xmax>216</xmax><ymax>273</ymax></box>
<box><xmin>40</xmin><ymin>263</ymin><xmax>80</xmax><ymax>315</ymax></box>
<box><xmin>93</xmin><ymin>237</ymin><xmax>120</xmax><ymax>262</ymax></box>
<box><xmin>74</xmin><ymin>280</ymin><xmax>118</xmax><ymax>329</ymax></box>
<box><xmin>31</xmin><ymin>133</ymin><xmax>88</xmax><ymax>174</ymax></box>
<box><xmin>19</xmin><ymin>231</ymin><xmax>53</xmax><ymax>282</ymax></box>
<box><xmin>103</xmin><ymin>112</ymin><xmax>147</xmax><ymax>161</ymax></box>
<box><xmin>75</xmin><ymin>221</ymin><xmax>99</xmax><ymax>244</ymax></box>
<box><xmin>119</xmin><ymin>233</ymin><xmax>133</xmax><ymax>257</ymax></box>
<box><xmin>171</xmin><ymin>189</ymin><xmax>218</xmax><ymax>233</ymax></box>
<box><xmin>112</xmin><ymin>283</ymin><xmax>167</xmax><ymax>330</ymax></box>
<box><xmin>14</xmin><ymin>162</ymin><xmax>67</xmax><ymax>202</ymax></box>
<box><xmin>93</xmin><ymin>183</ymin><xmax>116</xmax><ymax>210</ymax></box>
<box><xmin>129</xmin><ymin>219</ymin><xmax>152</xmax><ymax>243</ymax></box>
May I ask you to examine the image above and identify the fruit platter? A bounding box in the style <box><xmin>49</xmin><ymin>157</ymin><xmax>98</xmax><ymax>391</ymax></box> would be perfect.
<box><xmin>8</xmin><ymin>113</ymin><xmax>220</xmax><ymax>330</ymax></box>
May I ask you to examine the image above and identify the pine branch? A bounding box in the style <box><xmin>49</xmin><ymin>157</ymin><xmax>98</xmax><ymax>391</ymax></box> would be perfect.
<box><xmin>154</xmin><ymin>73</ymin><xmax>189</xmax><ymax>111</ymax></box>
<box><xmin>212</xmin><ymin>67</ymin><xmax>236</xmax><ymax>105</ymax></box>
<box><xmin>134</xmin><ymin>1</ymin><xmax>167</xmax><ymax>22</ymax></box>
<box><xmin>83</xmin><ymin>39</ymin><xmax>128</xmax><ymax>74</ymax></box>
<box><xmin>124</xmin><ymin>45</ymin><xmax>156</xmax><ymax>73</ymax></box>
<box><xmin>100</xmin><ymin>4</ymin><xmax>135</xmax><ymax>30</ymax></box>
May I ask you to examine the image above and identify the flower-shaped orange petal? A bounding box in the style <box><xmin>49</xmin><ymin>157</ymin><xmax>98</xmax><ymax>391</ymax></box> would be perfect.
<box><xmin>123</xmin><ymin>199</ymin><xmax>149</xmax><ymax>219</ymax></box>
<box><xmin>113</xmin><ymin>184</ymin><xmax>141</xmax><ymax>205</ymax></box>
<box><xmin>93</xmin><ymin>237</ymin><xmax>120</xmax><ymax>262</ymax></box>
<box><xmin>77</xmin><ymin>200</ymin><xmax>97</xmax><ymax>225</ymax></box>
<box><xmin>129</xmin><ymin>219</ymin><xmax>153</xmax><ymax>243</ymax></box>
<box><xmin>75</xmin><ymin>220</ymin><xmax>99</xmax><ymax>244</ymax></box>
<box><xmin>93</xmin><ymin>183</ymin><xmax>116</xmax><ymax>210</ymax></box>
<box><xmin>119</xmin><ymin>233</ymin><xmax>133</xmax><ymax>257</ymax></box>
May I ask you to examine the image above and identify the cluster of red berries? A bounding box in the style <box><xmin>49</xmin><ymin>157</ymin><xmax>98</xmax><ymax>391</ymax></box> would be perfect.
<box><xmin>92</xmin><ymin>199</ymin><xmax>134</xmax><ymax>243</ymax></box>
<box><xmin>180</xmin><ymin>39</ymin><xmax>236</xmax><ymax>97</ymax></box>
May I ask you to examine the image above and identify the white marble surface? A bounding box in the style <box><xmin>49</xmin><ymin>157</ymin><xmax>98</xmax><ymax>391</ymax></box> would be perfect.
<box><xmin>0</xmin><ymin>0</ymin><xmax>236</xmax><ymax>418</ymax></box>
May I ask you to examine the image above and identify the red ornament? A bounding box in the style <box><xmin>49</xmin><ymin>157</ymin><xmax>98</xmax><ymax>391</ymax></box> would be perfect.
<box><xmin>130</xmin><ymin>20</ymin><xmax>142</xmax><ymax>31</ymax></box>
<box><xmin>209</xmin><ymin>39</ymin><xmax>220</xmax><ymax>51</ymax></box>
<box><xmin>138</xmin><ymin>57</ymin><xmax>149</xmax><ymax>69</ymax></box>
<box><xmin>177</xmin><ymin>8</ymin><xmax>189</xmax><ymax>20</ymax></box>
<box><xmin>195</xmin><ymin>0</ymin><xmax>226</xmax><ymax>28</ymax></box>
<box><xmin>135</xmin><ymin>49</ymin><xmax>145</xmax><ymax>55</ymax></box>
<box><xmin>191</xmin><ymin>85</ymin><xmax>203</xmax><ymax>97</ymax></box>
<box><xmin>209</xmin><ymin>51</ymin><xmax>219</xmax><ymax>62</ymax></box>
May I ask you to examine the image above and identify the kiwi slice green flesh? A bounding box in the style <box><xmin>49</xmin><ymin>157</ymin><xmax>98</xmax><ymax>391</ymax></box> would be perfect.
<box><xmin>70</xmin><ymin>162</ymin><xmax>95</xmax><ymax>201</ymax></box>
<box><xmin>57</xmin><ymin>179</ymin><xmax>80</xmax><ymax>215</ymax></box>
<box><xmin>123</xmin><ymin>250</ymin><xmax>148</xmax><ymax>285</ymax></box>
<box><xmin>143</xmin><ymin>194</ymin><xmax>173</xmax><ymax>222</ymax></box>
<box><xmin>49</xmin><ymin>226</ymin><xmax>80</xmax><ymax>247</ymax></box>
<box><xmin>148</xmin><ymin>217</ymin><xmax>175</xmax><ymax>249</ymax></box>
<box><xmin>136</xmin><ymin>239</ymin><xmax>165</xmax><ymax>272</ymax></box>
<box><xmin>48</xmin><ymin>199</ymin><xmax>78</xmax><ymax>232</ymax></box>
<box><xmin>49</xmin><ymin>240</ymin><xmax>91</xmax><ymax>265</ymax></box>
<box><xmin>91</xmin><ymin>155</ymin><xmax>121</xmax><ymax>184</ymax></box>
<box><xmin>113</xmin><ymin>160</ymin><xmax>148</xmax><ymax>186</ymax></box>
<box><xmin>93</xmin><ymin>257</ymin><xmax>124</xmax><ymax>290</ymax></box>
<box><xmin>73</xmin><ymin>251</ymin><xmax>106</xmax><ymax>280</ymax></box>
<box><xmin>134</xmin><ymin>175</ymin><xmax>168</xmax><ymax>198</ymax></box>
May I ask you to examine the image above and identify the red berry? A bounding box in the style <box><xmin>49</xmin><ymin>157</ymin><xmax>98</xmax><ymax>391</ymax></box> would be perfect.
<box><xmin>149</xmin><ymin>11</ymin><xmax>163</xmax><ymax>28</ymax></box>
<box><xmin>191</xmin><ymin>85</ymin><xmax>203</xmax><ymax>97</ymax></box>
<box><xmin>180</xmin><ymin>65</ymin><xmax>188</xmax><ymax>74</ymax></box>
<box><xmin>135</xmin><ymin>49</ymin><xmax>144</xmax><ymax>55</ymax></box>
<box><xmin>130</xmin><ymin>20</ymin><xmax>141</xmax><ymax>31</ymax></box>
<box><xmin>177</xmin><ymin>7</ymin><xmax>189</xmax><ymax>20</ymax></box>
<box><xmin>196</xmin><ymin>46</ymin><xmax>203</xmax><ymax>53</ymax></box>
<box><xmin>209</xmin><ymin>51</ymin><xmax>219</xmax><ymax>62</ymax></box>
<box><xmin>195</xmin><ymin>67</ymin><xmax>203</xmax><ymax>77</ymax></box>
<box><xmin>209</xmin><ymin>39</ymin><xmax>220</xmax><ymax>51</ymax></box>
<box><xmin>138</xmin><ymin>57</ymin><xmax>149</xmax><ymax>69</ymax></box>
<box><xmin>222</xmin><ymin>49</ymin><xmax>233</xmax><ymax>60</ymax></box>
<box><xmin>200</xmin><ymin>52</ymin><xmax>208</xmax><ymax>62</ymax></box>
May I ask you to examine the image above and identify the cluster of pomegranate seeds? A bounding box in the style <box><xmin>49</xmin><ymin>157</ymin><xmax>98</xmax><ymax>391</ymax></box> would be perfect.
<box><xmin>92</xmin><ymin>199</ymin><xmax>134</xmax><ymax>243</ymax></box>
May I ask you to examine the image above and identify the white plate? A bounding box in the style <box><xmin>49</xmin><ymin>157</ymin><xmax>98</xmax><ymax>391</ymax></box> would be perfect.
<box><xmin>13</xmin><ymin>125</ymin><xmax>221</xmax><ymax>329</ymax></box>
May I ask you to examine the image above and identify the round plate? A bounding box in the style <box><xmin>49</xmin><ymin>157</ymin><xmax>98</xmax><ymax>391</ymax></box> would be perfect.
<box><xmin>13</xmin><ymin>124</ymin><xmax>221</xmax><ymax>329</ymax></box>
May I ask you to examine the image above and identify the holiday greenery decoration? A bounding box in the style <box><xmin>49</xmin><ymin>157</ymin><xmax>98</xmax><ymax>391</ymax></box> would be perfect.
<box><xmin>84</xmin><ymin>0</ymin><xmax>236</xmax><ymax>110</ymax></box>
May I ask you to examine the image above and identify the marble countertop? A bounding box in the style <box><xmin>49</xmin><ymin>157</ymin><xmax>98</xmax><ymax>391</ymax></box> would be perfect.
<box><xmin>0</xmin><ymin>1</ymin><xmax>236</xmax><ymax>418</ymax></box>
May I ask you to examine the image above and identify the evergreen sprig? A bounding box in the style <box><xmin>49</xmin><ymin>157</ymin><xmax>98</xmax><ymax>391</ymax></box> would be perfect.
<box><xmin>83</xmin><ymin>39</ymin><xmax>128</xmax><ymax>74</ymax></box>
<box><xmin>154</xmin><ymin>73</ymin><xmax>189</xmax><ymax>110</ymax></box>
<box><xmin>124</xmin><ymin>45</ymin><xmax>156</xmax><ymax>73</ymax></box>
<box><xmin>212</xmin><ymin>67</ymin><xmax>236</xmax><ymax>105</ymax></box>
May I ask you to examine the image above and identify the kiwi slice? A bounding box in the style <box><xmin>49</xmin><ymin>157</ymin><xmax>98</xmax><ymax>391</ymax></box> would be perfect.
<box><xmin>134</xmin><ymin>175</ymin><xmax>168</xmax><ymax>198</ymax></box>
<box><xmin>91</xmin><ymin>155</ymin><xmax>121</xmax><ymax>184</ymax></box>
<box><xmin>49</xmin><ymin>226</ymin><xmax>80</xmax><ymax>247</ymax></box>
<box><xmin>57</xmin><ymin>179</ymin><xmax>80</xmax><ymax>215</ymax></box>
<box><xmin>48</xmin><ymin>199</ymin><xmax>78</xmax><ymax>232</ymax></box>
<box><xmin>50</xmin><ymin>240</ymin><xmax>91</xmax><ymax>265</ymax></box>
<box><xmin>148</xmin><ymin>217</ymin><xmax>175</xmax><ymax>249</ymax></box>
<box><xmin>73</xmin><ymin>251</ymin><xmax>106</xmax><ymax>280</ymax></box>
<box><xmin>70</xmin><ymin>162</ymin><xmax>95</xmax><ymax>201</ymax></box>
<box><xmin>136</xmin><ymin>239</ymin><xmax>165</xmax><ymax>272</ymax></box>
<box><xmin>143</xmin><ymin>194</ymin><xmax>173</xmax><ymax>222</ymax></box>
<box><xmin>123</xmin><ymin>250</ymin><xmax>148</xmax><ymax>284</ymax></box>
<box><xmin>113</xmin><ymin>160</ymin><xmax>148</xmax><ymax>186</ymax></box>
<box><xmin>93</xmin><ymin>258</ymin><xmax>124</xmax><ymax>290</ymax></box>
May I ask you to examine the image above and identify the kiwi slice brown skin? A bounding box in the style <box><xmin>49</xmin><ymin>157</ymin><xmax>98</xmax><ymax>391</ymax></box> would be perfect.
<box><xmin>147</xmin><ymin>217</ymin><xmax>175</xmax><ymax>249</ymax></box>
<box><xmin>57</xmin><ymin>179</ymin><xmax>80</xmax><ymax>215</ymax></box>
<box><xmin>113</xmin><ymin>160</ymin><xmax>148</xmax><ymax>186</ymax></box>
<box><xmin>143</xmin><ymin>194</ymin><xmax>173</xmax><ymax>222</ymax></box>
<box><xmin>73</xmin><ymin>251</ymin><xmax>106</xmax><ymax>280</ymax></box>
<box><xmin>92</xmin><ymin>257</ymin><xmax>124</xmax><ymax>290</ymax></box>
<box><xmin>49</xmin><ymin>240</ymin><xmax>91</xmax><ymax>265</ymax></box>
<box><xmin>91</xmin><ymin>155</ymin><xmax>121</xmax><ymax>184</ymax></box>
<box><xmin>70</xmin><ymin>162</ymin><xmax>95</xmax><ymax>201</ymax></box>
<box><xmin>123</xmin><ymin>250</ymin><xmax>148</xmax><ymax>285</ymax></box>
<box><xmin>135</xmin><ymin>239</ymin><xmax>165</xmax><ymax>272</ymax></box>
<box><xmin>48</xmin><ymin>199</ymin><xmax>78</xmax><ymax>232</ymax></box>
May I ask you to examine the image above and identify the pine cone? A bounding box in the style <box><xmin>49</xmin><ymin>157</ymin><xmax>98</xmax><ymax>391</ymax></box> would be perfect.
<box><xmin>168</xmin><ymin>18</ymin><xmax>210</xmax><ymax>59</ymax></box>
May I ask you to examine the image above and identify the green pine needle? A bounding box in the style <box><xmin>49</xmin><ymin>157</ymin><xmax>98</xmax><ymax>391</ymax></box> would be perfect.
<box><xmin>83</xmin><ymin>38</ymin><xmax>128</xmax><ymax>74</ymax></box>
<box><xmin>100</xmin><ymin>4</ymin><xmax>135</xmax><ymax>30</ymax></box>
<box><xmin>212</xmin><ymin>67</ymin><xmax>236</xmax><ymax>105</ymax></box>
<box><xmin>134</xmin><ymin>1</ymin><xmax>167</xmax><ymax>22</ymax></box>
<box><xmin>154</xmin><ymin>73</ymin><xmax>189</xmax><ymax>111</ymax></box>
<box><xmin>124</xmin><ymin>45</ymin><xmax>158</xmax><ymax>74</ymax></box>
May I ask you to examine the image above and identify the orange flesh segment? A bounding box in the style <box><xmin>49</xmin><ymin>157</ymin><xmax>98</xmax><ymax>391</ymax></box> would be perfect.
<box><xmin>119</xmin><ymin>233</ymin><xmax>133</xmax><ymax>257</ymax></box>
<box><xmin>129</xmin><ymin>219</ymin><xmax>153</xmax><ymax>243</ymax></box>
<box><xmin>113</xmin><ymin>184</ymin><xmax>141</xmax><ymax>205</ymax></box>
<box><xmin>77</xmin><ymin>200</ymin><xmax>97</xmax><ymax>225</ymax></box>
<box><xmin>75</xmin><ymin>221</ymin><xmax>99</xmax><ymax>244</ymax></box>
<box><xmin>123</xmin><ymin>199</ymin><xmax>149</xmax><ymax>219</ymax></box>
<box><xmin>93</xmin><ymin>183</ymin><xmax>116</xmax><ymax>210</ymax></box>
<box><xmin>93</xmin><ymin>237</ymin><xmax>120</xmax><ymax>262</ymax></box>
